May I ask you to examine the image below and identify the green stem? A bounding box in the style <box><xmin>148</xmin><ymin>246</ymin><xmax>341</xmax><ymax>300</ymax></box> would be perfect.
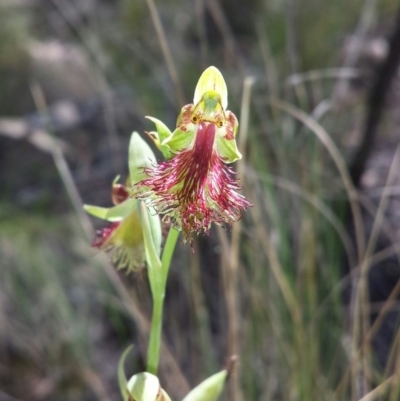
<box><xmin>147</xmin><ymin>295</ymin><xmax>163</xmax><ymax>375</ymax></box>
<box><xmin>146</xmin><ymin>227</ymin><xmax>180</xmax><ymax>374</ymax></box>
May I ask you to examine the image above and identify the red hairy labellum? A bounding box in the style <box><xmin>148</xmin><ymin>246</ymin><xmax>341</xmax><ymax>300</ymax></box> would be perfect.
<box><xmin>133</xmin><ymin>121</ymin><xmax>251</xmax><ymax>242</ymax></box>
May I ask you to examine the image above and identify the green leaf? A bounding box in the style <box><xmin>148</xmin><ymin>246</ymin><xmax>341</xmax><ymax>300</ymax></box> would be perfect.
<box><xmin>118</xmin><ymin>345</ymin><xmax>134</xmax><ymax>401</ymax></box>
<box><xmin>182</xmin><ymin>371</ymin><xmax>227</xmax><ymax>401</ymax></box>
<box><xmin>127</xmin><ymin>372</ymin><xmax>160</xmax><ymax>401</ymax></box>
<box><xmin>129</xmin><ymin>131</ymin><xmax>157</xmax><ymax>186</ymax></box>
<box><xmin>84</xmin><ymin>198</ymin><xmax>137</xmax><ymax>222</ymax></box>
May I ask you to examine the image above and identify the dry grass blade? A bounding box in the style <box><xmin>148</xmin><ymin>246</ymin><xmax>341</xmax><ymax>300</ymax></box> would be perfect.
<box><xmin>267</xmin><ymin>97</ymin><xmax>365</xmax><ymax>265</ymax></box>
<box><xmin>357</xmin><ymin>370</ymin><xmax>400</xmax><ymax>401</ymax></box>
<box><xmin>330</xmin><ymin>145</ymin><xmax>400</xmax><ymax>401</ymax></box>
<box><xmin>145</xmin><ymin>0</ymin><xmax>184</xmax><ymax>107</ymax></box>
<box><xmin>194</xmin><ymin>0</ymin><xmax>208</xmax><ymax>68</ymax></box>
<box><xmin>254</xmin><ymin>171</ymin><xmax>356</xmax><ymax>268</ymax></box>
<box><xmin>205</xmin><ymin>0</ymin><xmax>241</xmax><ymax>69</ymax></box>
<box><xmin>226</xmin><ymin>76</ymin><xmax>254</xmax><ymax>401</ymax></box>
<box><xmin>286</xmin><ymin>68</ymin><xmax>360</xmax><ymax>87</ymax></box>
<box><xmin>351</xmin><ymin>143</ymin><xmax>400</xmax><ymax>398</ymax></box>
<box><xmin>248</xmin><ymin>180</ymin><xmax>303</xmax><ymax>332</ymax></box>
<box><xmin>333</xmin><ymin>0</ymin><xmax>378</xmax><ymax>103</ymax></box>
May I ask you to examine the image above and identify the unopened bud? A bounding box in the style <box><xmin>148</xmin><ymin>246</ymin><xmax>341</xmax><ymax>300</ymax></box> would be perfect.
<box><xmin>127</xmin><ymin>372</ymin><xmax>172</xmax><ymax>401</ymax></box>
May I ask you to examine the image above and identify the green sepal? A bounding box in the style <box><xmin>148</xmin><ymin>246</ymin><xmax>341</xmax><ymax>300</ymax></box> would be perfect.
<box><xmin>146</xmin><ymin>116</ymin><xmax>173</xmax><ymax>159</ymax></box>
<box><xmin>182</xmin><ymin>370</ymin><xmax>227</xmax><ymax>401</ymax></box>
<box><xmin>162</xmin><ymin>127</ymin><xmax>196</xmax><ymax>154</ymax></box>
<box><xmin>127</xmin><ymin>372</ymin><xmax>160</xmax><ymax>401</ymax></box>
<box><xmin>118</xmin><ymin>345</ymin><xmax>134</xmax><ymax>401</ymax></box>
<box><xmin>129</xmin><ymin>131</ymin><xmax>157</xmax><ymax>186</ymax></box>
<box><xmin>193</xmin><ymin>66</ymin><xmax>228</xmax><ymax>110</ymax></box>
<box><xmin>216</xmin><ymin>136</ymin><xmax>242</xmax><ymax>163</ymax></box>
<box><xmin>84</xmin><ymin>198</ymin><xmax>137</xmax><ymax>222</ymax></box>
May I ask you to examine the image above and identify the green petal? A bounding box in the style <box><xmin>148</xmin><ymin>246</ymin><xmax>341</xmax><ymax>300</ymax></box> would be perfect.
<box><xmin>84</xmin><ymin>198</ymin><xmax>137</xmax><ymax>222</ymax></box>
<box><xmin>162</xmin><ymin>127</ymin><xmax>196</xmax><ymax>153</ymax></box>
<box><xmin>145</xmin><ymin>116</ymin><xmax>173</xmax><ymax>159</ymax></box>
<box><xmin>129</xmin><ymin>131</ymin><xmax>157</xmax><ymax>186</ymax></box>
<box><xmin>216</xmin><ymin>135</ymin><xmax>242</xmax><ymax>163</ymax></box>
<box><xmin>182</xmin><ymin>370</ymin><xmax>227</xmax><ymax>401</ymax></box>
<box><xmin>193</xmin><ymin>66</ymin><xmax>228</xmax><ymax>110</ymax></box>
<box><xmin>145</xmin><ymin>116</ymin><xmax>172</xmax><ymax>142</ymax></box>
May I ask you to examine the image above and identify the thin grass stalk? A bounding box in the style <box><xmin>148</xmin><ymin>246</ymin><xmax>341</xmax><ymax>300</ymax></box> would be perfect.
<box><xmin>367</xmin><ymin>280</ymin><xmax>400</xmax><ymax>353</ymax></box>
<box><xmin>145</xmin><ymin>0</ymin><xmax>185</xmax><ymax>107</ymax></box>
<box><xmin>250</xmin><ymin>194</ymin><xmax>305</xmax><ymax>348</ymax></box>
<box><xmin>333</xmin><ymin>0</ymin><xmax>378</xmax><ymax>104</ymax></box>
<box><xmin>51</xmin><ymin>0</ymin><xmax>124</xmax><ymax>173</ymax></box>
<box><xmin>357</xmin><ymin>195</ymin><xmax>400</xmax><ymax>266</ymax></box>
<box><xmin>267</xmin><ymin>97</ymin><xmax>365</xmax><ymax>265</ymax></box>
<box><xmin>254</xmin><ymin>171</ymin><xmax>356</xmax><ymax>269</ymax></box>
<box><xmin>388</xmin><ymin>335</ymin><xmax>400</xmax><ymax>401</ymax></box>
<box><xmin>250</xmin><ymin>196</ymin><xmax>311</xmax><ymax>400</ymax></box>
<box><xmin>286</xmin><ymin>68</ymin><xmax>360</xmax><ymax>88</ymax></box>
<box><xmin>314</xmin><ymin>242</ymin><xmax>400</xmax><ymax>330</ymax></box>
<box><xmin>352</xmin><ymin>144</ymin><xmax>400</xmax><ymax>398</ymax></box>
<box><xmin>331</xmin><ymin>145</ymin><xmax>400</xmax><ymax>400</ymax></box>
<box><xmin>357</xmin><ymin>370</ymin><xmax>400</xmax><ymax>401</ymax></box>
<box><xmin>216</xmin><ymin>226</ymin><xmax>239</xmax><ymax>399</ymax></box>
<box><xmin>284</xmin><ymin>0</ymin><xmax>299</xmax><ymax>76</ymax></box>
<box><xmin>256</xmin><ymin>23</ymin><xmax>279</xmax><ymax>101</ymax></box>
<box><xmin>205</xmin><ymin>0</ymin><xmax>242</xmax><ymax>69</ymax></box>
<box><xmin>194</xmin><ymin>0</ymin><xmax>208</xmax><ymax>68</ymax></box>
<box><xmin>226</xmin><ymin>76</ymin><xmax>254</xmax><ymax>401</ymax></box>
<box><xmin>29</xmin><ymin>83</ymin><xmax>94</xmax><ymax>240</ymax></box>
<box><xmin>261</xmin><ymin>98</ymin><xmax>368</xmax><ymax>400</ymax></box>
<box><xmin>82</xmin><ymin>368</ymin><xmax>110</xmax><ymax>401</ymax></box>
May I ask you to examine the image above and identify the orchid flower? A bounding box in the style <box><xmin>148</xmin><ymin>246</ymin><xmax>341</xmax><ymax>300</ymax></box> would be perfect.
<box><xmin>133</xmin><ymin>66</ymin><xmax>251</xmax><ymax>242</ymax></box>
<box><xmin>84</xmin><ymin>132</ymin><xmax>161</xmax><ymax>272</ymax></box>
<box><xmin>89</xmin><ymin>178</ymin><xmax>146</xmax><ymax>272</ymax></box>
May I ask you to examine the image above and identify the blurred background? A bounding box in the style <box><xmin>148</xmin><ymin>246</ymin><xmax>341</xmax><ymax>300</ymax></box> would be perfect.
<box><xmin>1</xmin><ymin>0</ymin><xmax>400</xmax><ymax>400</ymax></box>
